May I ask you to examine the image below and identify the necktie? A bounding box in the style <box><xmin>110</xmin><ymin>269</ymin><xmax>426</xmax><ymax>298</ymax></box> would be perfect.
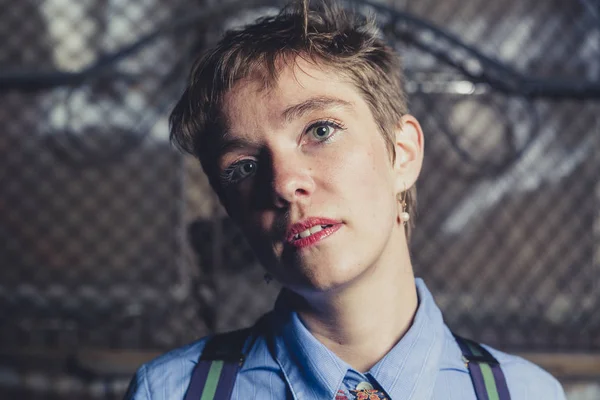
<box><xmin>335</xmin><ymin>389</ymin><xmax>388</xmax><ymax>400</ymax></box>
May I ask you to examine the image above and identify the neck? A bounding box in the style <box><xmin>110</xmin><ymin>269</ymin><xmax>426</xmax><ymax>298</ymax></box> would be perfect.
<box><xmin>293</xmin><ymin>243</ymin><xmax>418</xmax><ymax>372</ymax></box>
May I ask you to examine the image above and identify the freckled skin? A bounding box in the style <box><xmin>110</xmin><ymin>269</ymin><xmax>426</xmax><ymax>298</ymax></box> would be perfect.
<box><xmin>219</xmin><ymin>59</ymin><xmax>409</xmax><ymax>298</ymax></box>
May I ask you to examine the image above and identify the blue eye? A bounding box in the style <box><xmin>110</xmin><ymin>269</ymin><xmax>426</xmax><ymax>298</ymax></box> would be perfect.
<box><xmin>311</xmin><ymin>125</ymin><xmax>334</xmax><ymax>139</ymax></box>
<box><xmin>307</xmin><ymin>120</ymin><xmax>343</xmax><ymax>142</ymax></box>
<box><xmin>221</xmin><ymin>159</ymin><xmax>257</xmax><ymax>186</ymax></box>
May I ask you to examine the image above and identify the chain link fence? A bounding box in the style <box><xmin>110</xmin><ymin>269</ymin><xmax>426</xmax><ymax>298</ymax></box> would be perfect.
<box><xmin>1</xmin><ymin>0</ymin><xmax>599</xmax><ymax>398</ymax></box>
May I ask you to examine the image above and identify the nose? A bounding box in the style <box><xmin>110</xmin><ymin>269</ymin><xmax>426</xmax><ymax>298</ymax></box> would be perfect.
<box><xmin>270</xmin><ymin>152</ymin><xmax>315</xmax><ymax>208</ymax></box>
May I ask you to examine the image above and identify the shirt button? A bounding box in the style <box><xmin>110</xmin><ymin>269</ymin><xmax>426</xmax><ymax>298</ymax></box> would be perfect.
<box><xmin>356</xmin><ymin>381</ymin><xmax>374</xmax><ymax>391</ymax></box>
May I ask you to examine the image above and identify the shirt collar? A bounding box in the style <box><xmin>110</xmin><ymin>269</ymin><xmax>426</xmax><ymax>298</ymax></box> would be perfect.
<box><xmin>269</xmin><ymin>278</ymin><xmax>447</xmax><ymax>400</ymax></box>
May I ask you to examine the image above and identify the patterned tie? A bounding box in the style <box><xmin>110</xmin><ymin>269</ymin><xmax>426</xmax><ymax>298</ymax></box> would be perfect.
<box><xmin>335</xmin><ymin>389</ymin><xmax>388</xmax><ymax>400</ymax></box>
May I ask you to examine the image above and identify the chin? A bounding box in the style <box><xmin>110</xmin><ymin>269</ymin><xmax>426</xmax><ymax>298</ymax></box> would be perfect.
<box><xmin>282</xmin><ymin>261</ymin><xmax>365</xmax><ymax>295</ymax></box>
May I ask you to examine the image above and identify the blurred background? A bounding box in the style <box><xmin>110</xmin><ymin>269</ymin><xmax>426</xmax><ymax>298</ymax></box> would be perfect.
<box><xmin>0</xmin><ymin>0</ymin><xmax>599</xmax><ymax>398</ymax></box>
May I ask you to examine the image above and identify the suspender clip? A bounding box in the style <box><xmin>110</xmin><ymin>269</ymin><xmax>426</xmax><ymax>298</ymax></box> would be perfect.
<box><xmin>462</xmin><ymin>353</ymin><xmax>500</xmax><ymax>366</ymax></box>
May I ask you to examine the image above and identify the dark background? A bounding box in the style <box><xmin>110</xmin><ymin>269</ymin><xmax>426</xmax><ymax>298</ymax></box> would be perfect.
<box><xmin>1</xmin><ymin>0</ymin><xmax>599</xmax><ymax>398</ymax></box>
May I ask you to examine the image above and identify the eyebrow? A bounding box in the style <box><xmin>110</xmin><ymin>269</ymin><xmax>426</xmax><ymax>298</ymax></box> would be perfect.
<box><xmin>281</xmin><ymin>96</ymin><xmax>354</xmax><ymax>123</ymax></box>
<box><xmin>217</xmin><ymin>136</ymin><xmax>262</xmax><ymax>157</ymax></box>
<box><xmin>218</xmin><ymin>96</ymin><xmax>354</xmax><ymax>156</ymax></box>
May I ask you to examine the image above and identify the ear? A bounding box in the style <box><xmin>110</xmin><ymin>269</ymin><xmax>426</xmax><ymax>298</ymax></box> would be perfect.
<box><xmin>393</xmin><ymin>114</ymin><xmax>424</xmax><ymax>192</ymax></box>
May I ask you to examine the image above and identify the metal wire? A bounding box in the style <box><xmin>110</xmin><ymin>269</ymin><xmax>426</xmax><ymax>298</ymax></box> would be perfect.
<box><xmin>0</xmin><ymin>0</ymin><xmax>598</xmax><ymax>397</ymax></box>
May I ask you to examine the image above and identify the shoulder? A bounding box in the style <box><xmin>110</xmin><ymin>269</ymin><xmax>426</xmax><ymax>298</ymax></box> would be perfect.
<box><xmin>124</xmin><ymin>337</ymin><xmax>211</xmax><ymax>400</ymax></box>
<box><xmin>441</xmin><ymin>329</ymin><xmax>565</xmax><ymax>399</ymax></box>
<box><xmin>124</xmin><ymin>323</ymin><xmax>268</xmax><ymax>400</ymax></box>
<box><xmin>483</xmin><ymin>345</ymin><xmax>566</xmax><ymax>400</ymax></box>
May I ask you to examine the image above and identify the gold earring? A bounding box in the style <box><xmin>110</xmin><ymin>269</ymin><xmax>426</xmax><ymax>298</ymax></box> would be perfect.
<box><xmin>400</xmin><ymin>185</ymin><xmax>410</xmax><ymax>225</ymax></box>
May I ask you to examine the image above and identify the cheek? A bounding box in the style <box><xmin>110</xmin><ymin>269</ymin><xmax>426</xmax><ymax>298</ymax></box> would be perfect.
<box><xmin>333</xmin><ymin>143</ymin><xmax>397</xmax><ymax>219</ymax></box>
<box><xmin>333</xmin><ymin>142</ymin><xmax>394</xmax><ymax>193</ymax></box>
<box><xmin>238</xmin><ymin>213</ymin><xmax>276</xmax><ymax>258</ymax></box>
<box><xmin>221</xmin><ymin>180</ymin><xmax>258</xmax><ymax>217</ymax></box>
<box><xmin>221</xmin><ymin>191</ymin><xmax>244</xmax><ymax>221</ymax></box>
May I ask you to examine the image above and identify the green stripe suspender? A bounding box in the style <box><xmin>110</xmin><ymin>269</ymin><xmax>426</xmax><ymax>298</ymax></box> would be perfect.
<box><xmin>183</xmin><ymin>328</ymin><xmax>251</xmax><ymax>400</ymax></box>
<box><xmin>454</xmin><ymin>334</ymin><xmax>512</xmax><ymax>400</ymax></box>
<box><xmin>183</xmin><ymin>328</ymin><xmax>512</xmax><ymax>400</ymax></box>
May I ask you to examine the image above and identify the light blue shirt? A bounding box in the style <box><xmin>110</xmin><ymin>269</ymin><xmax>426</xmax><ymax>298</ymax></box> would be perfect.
<box><xmin>125</xmin><ymin>279</ymin><xmax>566</xmax><ymax>399</ymax></box>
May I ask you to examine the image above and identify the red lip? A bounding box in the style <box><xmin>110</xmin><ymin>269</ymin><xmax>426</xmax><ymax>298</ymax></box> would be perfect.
<box><xmin>285</xmin><ymin>217</ymin><xmax>342</xmax><ymax>248</ymax></box>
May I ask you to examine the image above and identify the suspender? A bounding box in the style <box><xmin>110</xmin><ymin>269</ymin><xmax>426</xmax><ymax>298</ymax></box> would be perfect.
<box><xmin>184</xmin><ymin>330</ymin><xmax>511</xmax><ymax>400</ymax></box>
<box><xmin>453</xmin><ymin>334</ymin><xmax>512</xmax><ymax>400</ymax></box>
<box><xmin>183</xmin><ymin>328</ymin><xmax>251</xmax><ymax>400</ymax></box>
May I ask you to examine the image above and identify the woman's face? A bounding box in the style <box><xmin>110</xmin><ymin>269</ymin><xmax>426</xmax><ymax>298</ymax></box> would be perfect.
<box><xmin>216</xmin><ymin>59</ymin><xmax>422</xmax><ymax>296</ymax></box>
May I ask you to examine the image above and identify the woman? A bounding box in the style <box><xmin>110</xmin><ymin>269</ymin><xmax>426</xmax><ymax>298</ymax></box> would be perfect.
<box><xmin>126</xmin><ymin>2</ymin><xmax>565</xmax><ymax>399</ymax></box>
